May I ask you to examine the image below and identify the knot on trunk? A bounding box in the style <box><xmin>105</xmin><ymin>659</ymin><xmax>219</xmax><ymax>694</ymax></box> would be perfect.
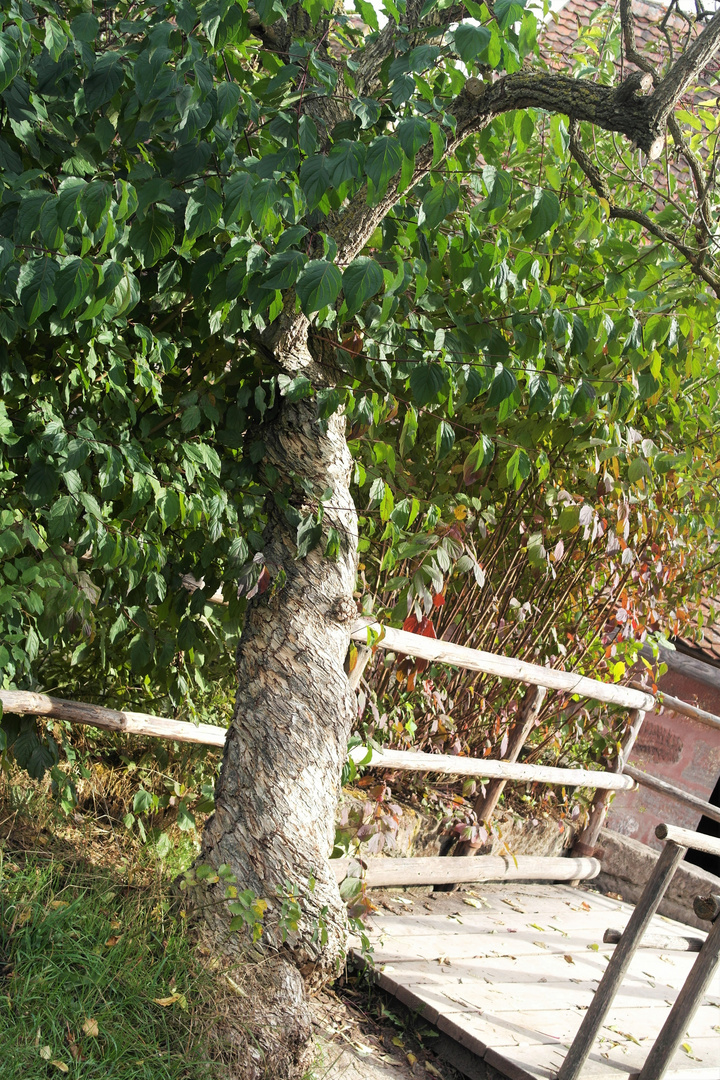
<box><xmin>329</xmin><ymin>596</ymin><xmax>357</xmax><ymax>623</ymax></box>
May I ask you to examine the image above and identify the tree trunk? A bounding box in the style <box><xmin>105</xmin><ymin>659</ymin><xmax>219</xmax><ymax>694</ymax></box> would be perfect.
<box><xmin>194</xmin><ymin>353</ymin><xmax>358</xmax><ymax>1075</ymax></box>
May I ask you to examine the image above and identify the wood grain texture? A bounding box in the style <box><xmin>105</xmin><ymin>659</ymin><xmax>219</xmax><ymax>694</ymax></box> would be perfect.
<box><xmin>625</xmin><ymin>766</ymin><xmax>720</xmax><ymax>826</ymax></box>
<box><xmin>331</xmin><ymin>854</ymin><xmax>600</xmax><ymax>887</ymax></box>
<box><xmin>656</xmin><ymin>824</ymin><xmax>720</xmax><ymax>859</ymax></box>
<box><xmin>351</xmin><ymin>621</ymin><xmax>655</xmax><ymax>709</ymax></box>
<box><xmin>0</xmin><ymin>690</ymin><xmax>227</xmax><ymax>746</ymax></box>
<box><xmin>349</xmin><ymin>745</ymin><xmax>636</xmax><ymax>789</ymax></box>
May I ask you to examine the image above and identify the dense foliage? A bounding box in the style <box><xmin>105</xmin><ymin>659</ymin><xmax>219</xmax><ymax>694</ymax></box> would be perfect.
<box><xmin>1</xmin><ymin>0</ymin><xmax>719</xmax><ymax>810</ymax></box>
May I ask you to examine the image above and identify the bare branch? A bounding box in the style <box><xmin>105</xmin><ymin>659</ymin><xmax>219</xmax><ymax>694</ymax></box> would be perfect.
<box><xmin>569</xmin><ymin>119</ymin><xmax>720</xmax><ymax>296</ymax></box>
<box><xmin>649</xmin><ymin>8</ymin><xmax>720</xmax><ymax>128</ymax></box>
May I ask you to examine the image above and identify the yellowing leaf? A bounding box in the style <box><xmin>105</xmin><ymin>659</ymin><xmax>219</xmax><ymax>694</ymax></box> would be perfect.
<box><xmin>463</xmin><ymin>897</ymin><xmax>483</xmax><ymax>908</ymax></box>
<box><xmin>391</xmin><ymin>1036</ymin><xmax>403</xmax><ymax>1047</ymax></box>
<box><xmin>51</xmin><ymin>1062</ymin><xmax>69</xmax><ymax>1073</ymax></box>
<box><xmin>453</xmin><ymin>504</ymin><xmax>467</xmax><ymax>520</ymax></box>
<box><xmin>48</xmin><ymin>900</ymin><xmax>68</xmax><ymax>909</ymax></box>
<box><xmin>425</xmin><ymin>1064</ymin><xmax>442</xmax><ymax>1076</ymax></box>
<box><xmin>40</xmin><ymin>1046</ymin><xmax>52</xmax><ymax>1061</ymax></box>
<box><xmin>82</xmin><ymin>1018</ymin><xmax>99</xmax><ymax>1037</ymax></box>
<box><xmin>105</xmin><ymin>935</ymin><xmax>121</xmax><ymax>947</ymax></box>
<box><xmin>153</xmin><ymin>994</ymin><xmax>182</xmax><ymax>1007</ymax></box>
<box><xmin>406</xmin><ymin>1052</ymin><xmax>418</xmax><ymax>1066</ymax></box>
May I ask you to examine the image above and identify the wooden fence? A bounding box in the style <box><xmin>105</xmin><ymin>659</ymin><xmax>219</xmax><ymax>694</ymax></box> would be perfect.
<box><xmin>4</xmin><ymin>617</ymin><xmax>719</xmax><ymax>886</ymax></box>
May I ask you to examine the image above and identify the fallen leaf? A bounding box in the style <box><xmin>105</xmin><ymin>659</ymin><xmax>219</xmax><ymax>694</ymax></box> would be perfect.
<box><xmin>51</xmin><ymin>1062</ymin><xmax>69</xmax><ymax>1073</ymax></box>
<box><xmin>391</xmin><ymin>1036</ymin><xmax>403</xmax><ymax>1047</ymax></box>
<box><xmin>407</xmin><ymin>1052</ymin><xmax>418</xmax><ymax>1066</ymax></box>
<box><xmin>581</xmin><ymin>901</ymin><xmax>591</xmax><ymax>911</ymax></box>
<box><xmin>425</xmin><ymin>1064</ymin><xmax>442</xmax><ymax>1076</ymax></box>
<box><xmin>40</xmin><ymin>1046</ymin><xmax>52</xmax><ymax>1061</ymax></box>
<box><xmin>153</xmin><ymin>994</ymin><xmax>182</xmax><ymax>1007</ymax></box>
<box><xmin>564</xmin><ymin>955</ymin><xmax>574</xmax><ymax>965</ymax></box>
<box><xmin>82</xmin><ymin>1018</ymin><xmax>99</xmax><ymax>1037</ymax></box>
<box><xmin>105</xmin><ymin>935</ymin><xmax>121</xmax><ymax>947</ymax></box>
<box><xmin>607</xmin><ymin>892</ymin><xmax>623</xmax><ymax>901</ymax></box>
<box><xmin>587</xmin><ymin>943</ymin><xmax>600</xmax><ymax>952</ymax></box>
<box><xmin>48</xmin><ymin>901</ymin><xmax>68</xmax><ymax>909</ymax></box>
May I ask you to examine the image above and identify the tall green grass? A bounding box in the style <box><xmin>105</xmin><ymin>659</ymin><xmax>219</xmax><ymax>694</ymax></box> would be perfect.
<box><xmin>0</xmin><ymin>852</ymin><xmax>215</xmax><ymax>1079</ymax></box>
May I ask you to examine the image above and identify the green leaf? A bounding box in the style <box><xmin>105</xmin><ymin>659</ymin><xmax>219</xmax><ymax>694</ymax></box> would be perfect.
<box><xmin>342</xmin><ymin>257</ymin><xmax>383</xmax><ymax>315</ymax></box>
<box><xmin>299</xmin><ymin>155</ymin><xmax>330</xmax><ymax>209</ymax></box>
<box><xmin>48</xmin><ymin>495</ymin><xmax>78</xmax><ymax>539</ymax></box>
<box><xmin>44</xmin><ymin>18</ymin><xmax>68</xmax><ymax>62</ymax></box>
<box><xmin>328</xmin><ymin>142</ymin><xmax>366</xmax><ymax>188</ymax></box>
<box><xmin>18</xmin><ymin>257</ymin><xmax>57</xmax><ymax>325</ymax></box>
<box><xmin>453</xmin><ymin>24</ymin><xmax>491</xmax><ymax>63</ymax></box>
<box><xmin>628</xmin><ymin>457</ymin><xmax>651</xmax><ymax>483</ymax></box>
<box><xmin>57</xmin><ymin>178</ymin><xmax>87</xmax><ymax>230</ymax></box>
<box><xmin>84</xmin><ymin>52</ymin><xmax>124</xmax><ymax>112</ymax></box>
<box><xmin>354</xmin><ymin>0</ymin><xmax>379</xmax><ymax>30</ymax></box>
<box><xmin>296</xmin><ymin>260</ymin><xmax>342</xmax><ymax>315</ymax></box>
<box><xmin>296</xmin><ymin>514</ymin><xmax>322</xmax><ymax>558</ymax></box>
<box><xmin>25</xmin><ymin>462</ymin><xmax>59</xmax><ymax>505</ymax></box>
<box><xmin>481</xmin><ymin>165</ymin><xmax>512</xmax><ymax>212</ymax></box>
<box><xmin>495</xmin><ymin>0</ymin><xmax>527</xmax><ymax>30</ymax></box>
<box><xmin>463</xmin><ymin>436</ymin><xmax>494</xmax><ymax>484</ymax></box>
<box><xmin>397</xmin><ymin>117</ymin><xmax>431</xmax><ymax>158</ymax></box>
<box><xmin>130</xmin><ymin>210</ymin><xmax>175</xmax><ymax>267</ymax></box>
<box><xmin>182</xmin><ymin>442</ymin><xmax>221</xmax><ymax>476</ymax></box>
<box><xmin>55</xmin><ymin>258</ymin><xmax>95</xmax><ymax>317</ymax></box>
<box><xmin>185</xmin><ymin>183</ymin><xmax>223</xmax><ymax>241</ymax></box>
<box><xmin>506</xmin><ymin>447</ymin><xmax>531</xmax><ymax>488</ymax></box>
<box><xmin>399</xmin><ymin>407</ymin><xmax>418</xmax><ymax>456</ymax></box>
<box><xmin>435</xmin><ymin>420</ymin><xmax>455</xmax><ymax>461</ymax></box>
<box><xmin>350</xmin><ymin>97</ymin><xmax>381</xmax><ymax>128</ymax></box>
<box><xmin>260</xmin><ymin>250</ymin><xmax>307</xmax><ymax>291</ymax></box>
<box><xmin>365</xmin><ymin>137</ymin><xmax>403</xmax><ymax>195</ymax></box>
<box><xmin>486</xmin><ymin>367</ymin><xmax>517</xmax><ymax>407</ymax></box>
<box><xmin>419</xmin><ymin>181</ymin><xmax>459</xmax><ymax>229</ymax></box>
<box><xmin>523</xmin><ymin>188</ymin><xmax>560</xmax><ymax>242</ymax></box>
<box><xmin>0</xmin><ymin>33</ymin><xmax>20</xmax><ymax>93</ymax></box>
<box><xmin>81</xmin><ymin>180</ymin><xmax>112</xmax><ymax>231</ymax></box>
<box><xmin>71</xmin><ymin>13</ymin><xmax>100</xmax><ymax>42</ymax></box>
<box><xmin>409</xmin><ymin>363</ymin><xmax>447</xmax><ymax>406</ymax></box>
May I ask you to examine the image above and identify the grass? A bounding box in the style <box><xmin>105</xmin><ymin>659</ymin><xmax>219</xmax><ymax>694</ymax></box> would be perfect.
<box><xmin>0</xmin><ymin>834</ymin><xmax>217</xmax><ymax>1078</ymax></box>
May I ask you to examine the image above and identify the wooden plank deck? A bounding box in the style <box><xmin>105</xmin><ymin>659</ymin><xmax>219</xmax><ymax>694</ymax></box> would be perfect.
<box><xmin>351</xmin><ymin>882</ymin><xmax>720</xmax><ymax>1080</ymax></box>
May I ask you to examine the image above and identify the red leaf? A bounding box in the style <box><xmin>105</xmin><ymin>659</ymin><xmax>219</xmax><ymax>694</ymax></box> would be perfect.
<box><xmin>418</xmin><ymin>617</ymin><xmax>436</xmax><ymax>638</ymax></box>
<box><xmin>402</xmin><ymin>614</ymin><xmax>420</xmax><ymax>634</ymax></box>
<box><xmin>432</xmin><ymin>593</ymin><xmax>445</xmax><ymax>608</ymax></box>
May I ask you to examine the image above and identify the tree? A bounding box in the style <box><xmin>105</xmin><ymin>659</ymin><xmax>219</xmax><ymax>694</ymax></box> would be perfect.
<box><xmin>2</xmin><ymin>0</ymin><xmax>720</xmax><ymax>1074</ymax></box>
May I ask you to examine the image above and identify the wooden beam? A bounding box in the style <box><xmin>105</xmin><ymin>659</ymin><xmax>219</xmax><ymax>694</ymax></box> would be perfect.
<box><xmin>636</xmin><ymin>914</ymin><xmax>720</xmax><ymax>1080</ymax></box>
<box><xmin>454</xmin><ymin>686</ymin><xmax>547</xmax><ymax>858</ymax></box>
<box><xmin>624</xmin><ymin>764</ymin><xmax>720</xmax><ymax>826</ymax></box>
<box><xmin>603</xmin><ymin>928</ymin><xmax>704</xmax><ymax>952</ymax></box>
<box><xmin>694</xmin><ymin>894</ymin><xmax>720</xmax><ymax>923</ymax></box>
<box><xmin>641</xmin><ymin>643</ymin><xmax>720</xmax><ymax>694</ymax></box>
<box><xmin>656</xmin><ymin>690</ymin><xmax>720</xmax><ymax>732</ymax></box>
<box><xmin>331</xmin><ymin>854</ymin><xmax>600</xmax><ymax>888</ymax></box>
<box><xmin>0</xmin><ymin>690</ymin><xmax>227</xmax><ymax>748</ymax></box>
<box><xmin>557</xmin><ymin>841</ymin><xmax>688</xmax><ymax>1080</ymax></box>
<box><xmin>352</xmin><ymin>621</ymin><xmax>654</xmax><ymax>711</ymax></box>
<box><xmin>655</xmin><ymin>823</ymin><xmax>720</xmax><ymax>858</ymax></box>
<box><xmin>348</xmin><ymin>745</ymin><xmax>636</xmax><ymax>790</ymax></box>
<box><xmin>570</xmin><ymin>707</ymin><xmax>646</xmax><ymax>862</ymax></box>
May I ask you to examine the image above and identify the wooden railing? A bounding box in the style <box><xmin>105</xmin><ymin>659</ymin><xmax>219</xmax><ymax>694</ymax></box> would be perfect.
<box><xmin>558</xmin><ymin>823</ymin><xmax>720</xmax><ymax>1080</ymax></box>
<box><xmin>3</xmin><ymin>621</ymin><xmax>719</xmax><ymax>884</ymax></box>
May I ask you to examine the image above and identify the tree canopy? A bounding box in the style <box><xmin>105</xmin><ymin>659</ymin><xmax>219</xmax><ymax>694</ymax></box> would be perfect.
<box><xmin>1</xmin><ymin>0</ymin><xmax>720</xmax><ymax>796</ymax></box>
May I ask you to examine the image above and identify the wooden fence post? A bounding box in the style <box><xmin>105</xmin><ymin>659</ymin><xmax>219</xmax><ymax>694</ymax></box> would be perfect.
<box><xmin>636</xmin><ymin>901</ymin><xmax>720</xmax><ymax>1080</ymax></box>
<box><xmin>571</xmin><ymin>706</ymin><xmax>646</xmax><ymax>859</ymax></box>
<box><xmin>453</xmin><ymin>685</ymin><xmax>547</xmax><ymax>858</ymax></box>
<box><xmin>557</xmin><ymin>839</ymin><xmax>687</xmax><ymax>1080</ymax></box>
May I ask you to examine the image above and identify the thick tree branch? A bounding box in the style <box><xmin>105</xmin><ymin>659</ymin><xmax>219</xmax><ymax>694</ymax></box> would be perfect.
<box><xmin>648</xmin><ymin>7</ymin><xmax>720</xmax><ymax>127</ymax></box>
<box><xmin>354</xmin><ymin>3</ymin><xmax>468</xmax><ymax>97</ymax></box>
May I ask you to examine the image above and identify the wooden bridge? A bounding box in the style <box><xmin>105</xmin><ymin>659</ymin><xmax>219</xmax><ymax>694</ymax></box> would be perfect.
<box><xmin>3</xmin><ymin>620</ymin><xmax>720</xmax><ymax>1078</ymax></box>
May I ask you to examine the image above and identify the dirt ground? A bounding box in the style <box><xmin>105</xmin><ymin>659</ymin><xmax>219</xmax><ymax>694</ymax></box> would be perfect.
<box><xmin>311</xmin><ymin>985</ymin><xmax>463</xmax><ymax>1080</ymax></box>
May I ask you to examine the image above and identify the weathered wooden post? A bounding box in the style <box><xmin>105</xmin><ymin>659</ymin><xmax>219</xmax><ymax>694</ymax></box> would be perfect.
<box><xmin>636</xmin><ymin>890</ymin><xmax>720</xmax><ymax>1079</ymax></box>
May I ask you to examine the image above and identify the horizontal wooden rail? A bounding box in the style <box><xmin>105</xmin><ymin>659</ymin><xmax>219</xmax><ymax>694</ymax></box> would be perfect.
<box><xmin>603</xmin><ymin>927</ymin><xmax>704</xmax><ymax>952</ymax></box>
<box><xmin>657</xmin><ymin>689</ymin><xmax>720</xmax><ymax>732</ymax></box>
<box><xmin>331</xmin><ymin>854</ymin><xmax>600</xmax><ymax>888</ymax></box>
<box><xmin>0</xmin><ymin>691</ymin><xmax>227</xmax><ymax>748</ymax></box>
<box><xmin>656</xmin><ymin>822</ymin><xmax>720</xmax><ymax>857</ymax></box>
<box><xmin>350</xmin><ymin>745</ymin><xmax>635</xmax><ymax>790</ymax></box>
<box><xmin>351</xmin><ymin>621</ymin><xmax>654</xmax><ymax>711</ymax></box>
<box><xmin>624</xmin><ymin>764</ymin><xmax>720</xmax><ymax>826</ymax></box>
